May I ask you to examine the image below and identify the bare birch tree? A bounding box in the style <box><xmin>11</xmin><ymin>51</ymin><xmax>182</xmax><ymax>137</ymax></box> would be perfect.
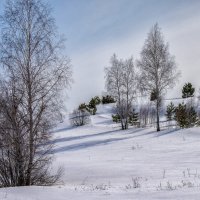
<box><xmin>137</xmin><ymin>23</ymin><xmax>180</xmax><ymax>131</ymax></box>
<box><xmin>105</xmin><ymin>54</ymin><xmax>137</xmax><ymax>129</ymax></box>
<box><xmin>0</xmin><ymin>0</ymin><xmax>72</xmax><ymax>187</ymax></box>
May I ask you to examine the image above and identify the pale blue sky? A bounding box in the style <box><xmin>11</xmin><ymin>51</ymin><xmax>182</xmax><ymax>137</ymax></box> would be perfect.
<box><xmin>47</xmin><ymin>0</ymin><xmax>198</xmax><ymax>51</ymax></box>
<box><xmin>1</xmin><ymin>0</ymin><xmax>200</xmax><ymax>110</ymax></box>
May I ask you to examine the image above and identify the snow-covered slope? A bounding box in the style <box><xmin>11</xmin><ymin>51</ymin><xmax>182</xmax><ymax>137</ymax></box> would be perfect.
<box><xmin>1</xmin><ymin>104</ymin><xmax>200</xmax><ymax>200</ymax></box>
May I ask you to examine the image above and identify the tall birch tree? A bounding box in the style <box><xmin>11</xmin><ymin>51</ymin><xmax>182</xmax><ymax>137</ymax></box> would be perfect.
<box><xmin>137</xmin><ymin>23</ymin><xmax>180</xmax><ymax>131</ymax></box>
<box><xmin>0</xmin><ymin>0</ymin><xmax>72</xmax><ymax>186</ymax></box>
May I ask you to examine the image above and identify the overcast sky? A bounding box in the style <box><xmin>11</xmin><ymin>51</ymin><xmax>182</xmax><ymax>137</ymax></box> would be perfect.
<box><xmin>1</xmin><ymin>0</ymin><xmax>200</xmax><ymax>110</ymax></box>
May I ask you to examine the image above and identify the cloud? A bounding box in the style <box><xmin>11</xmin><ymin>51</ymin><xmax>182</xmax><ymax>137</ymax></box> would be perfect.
<box><xmin>1</xmin><ymin>0</ymin><xmax>199</xmax><ymax>110</ymax></box>
<box><xmin>65</xmin><ymin>1</ymin><xmax>200</xmax><ymax>110</ymax></box>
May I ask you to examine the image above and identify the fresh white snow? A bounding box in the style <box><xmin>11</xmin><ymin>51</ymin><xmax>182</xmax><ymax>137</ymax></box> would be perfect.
<box><xmin>1</xmin><ymin>104</ymin><xmax>200</xmax><ymax>199</ymax></box>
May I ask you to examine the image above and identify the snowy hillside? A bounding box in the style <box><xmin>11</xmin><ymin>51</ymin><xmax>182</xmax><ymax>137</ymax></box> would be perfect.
<box><xmin>1</xmin><ymin>104</ymin><xmax>200</xmax><ymax>199</ymax></box>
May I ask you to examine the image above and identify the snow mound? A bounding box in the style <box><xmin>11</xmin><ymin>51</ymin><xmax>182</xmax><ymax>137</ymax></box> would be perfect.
<box><xmin>96</xmin><ymin>103</ymin><xmax>115</xmax><ymax>114</ymax></box>
<box><xmin>90</xmin><ymin>103</ymin><xmax>117</xmax><ymax>127</ymax></box>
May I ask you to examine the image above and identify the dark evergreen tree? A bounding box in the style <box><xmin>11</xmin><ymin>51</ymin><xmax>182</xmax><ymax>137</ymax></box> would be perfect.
<box><xmin>102</xmin><ymin>95</ymin><xmax>116</xmax><ymax>104</ymax></box>
<box><xmin>79</xmin><ymin>103</ymin><xmax>87</xmax><ymax>110</ymax></box>
<box><xmin>78</xmin><ymin>103</ymin><xmax>90</xmax><ymax>113</ymax></box>
<box><xmin>182</xmin><ymin>83</ymin><xmax>195</xmax><ymax>98</ymax></box>
<box><xmin>129</xmin><ymin>109</ymin><xmax>139</xmax><ymax>126</ymax></box>
<box><xmin>187</xmin><ymin>106</ymin><xmax>198</xmax><ymax>127</ymax></box>
<box><xmin>166</xmin><ymin>102</ymin><xmax>175</xmax><ymax>121</ymax></box>
<box><xmin>79</xmin><ymin>96</ymin><xmax>101</xmax><ymax>116</ymax></box>
<box><xmin>174</xmin><ymin>103</ymin><xmax>188</xmax><ymax>128</ymax></box>
<box><xmin>174</xmin><ymin>103</ymin><xmax>198</xmax><ymax>128</ymax></box>
<box><xmin>112</xmin><ymin>109</ymin><xmax>139</xmax><ymax>126</ymax></box>
<box><xmin>93</xmin><ymin>96</ymin><xmax>101</xmax><ymax>105</ymax></box>
<box><xmin>112</xmin><ymin>114</ymin><xmax>121</xmax><ymax>123</ymax></box>
<box><xmin>88</xmin><ymin>98</ymin><xmax>97</xmax><ymax>115</ymax></box>
<box><xmin>150</xmin><ymin>89</ymin><xmax>157</xmax><ymax>101</ymax></box>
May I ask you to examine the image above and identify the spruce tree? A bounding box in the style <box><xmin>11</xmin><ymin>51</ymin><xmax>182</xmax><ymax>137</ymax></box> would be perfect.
<box><xmin>112</xmin><ymin>109</ymin><xmax>139</xmax><ymax>126</ymax></box>
<box><xmin>88</xmin><ymin>98</ymin><xmax>97</xmax><ymax>115</ymax></box>
<box><xmin>187</xmin><ymin>106</ymin><xmax>198</xmax><ymax>127</ymax></box>
<box><xmin>93</xmin><ymin>96</ymin><xmax>101</xmax><ymax>105</ymax></box>
<box><xmin>129</xmin><ymin>109</ymin><xmax>139</xmax><ymax>126</ymax></box>
<box><xmin>78</xmin><ymin>103</ymin><xmax>91</xmax><ymax>113</ymax></box>
<box><xmin>166</xmin><ymin>102</ymin><xmax>175</xmax><ymax>121</ymax></box>
<box><xmin>112</xmin><ymin>114</ymin><xmax>121</xmax><ymax>123</ymax></box>
<box><xmin>174</xmin><ymin>103</ymin><xmax>188</xmax><ymax>128</ymax></box>
<box><xmin>174</xmin><ymin>103</ymin><xmax>198</xmax><ymax>128</ymax></box>
<box><xmin>182</xmin><ymin>83</ymin><xmax>195</xmax><ymax>98</ymax></box>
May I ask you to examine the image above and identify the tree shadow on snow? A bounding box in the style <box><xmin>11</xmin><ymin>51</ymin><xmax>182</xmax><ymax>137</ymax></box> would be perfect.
<box><xmin>49</xmin><ymin>126</ymin><xmax>76</xmax><ymax>134</ymax></box>
<box><xmin>50</xmin><ymin>128</ymin><xmax>156</xmax><ymax>147</ymax></box>
<box><xmin>155</xmin><ymin>128</ymin><xmax>180</xmax><ymax>137</ymax></box>
<box><xmin>50</xmin><ymin>127</ymin><xmax>180</xmax><ymax>154</ymax></box>
<box><xmin>50</xmin><ymin>129</ymin><xmax>124</xmax><ymax>145</ymax></box>
<box><xmin>51</xmin><ymin>128</ymin><xmax>161</xmax><ymax>154</ymax></box>
<box><xmin>52</xmin><ymin>136</ymin><xmax>130</xmax><ymax>153</ymax></box>
<box><xmin>127</xmin><ymin>127</ymin><xmax>180</xmax><ymax>138</ymax></box>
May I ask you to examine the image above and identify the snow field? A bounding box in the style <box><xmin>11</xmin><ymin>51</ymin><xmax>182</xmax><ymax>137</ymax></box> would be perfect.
<box><xmin>1</xmin><ymin>104</ymin><xmax>200</xmax><ymax>199</ymax></box>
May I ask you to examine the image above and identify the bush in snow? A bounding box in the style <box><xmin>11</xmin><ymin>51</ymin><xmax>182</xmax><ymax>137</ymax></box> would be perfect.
<box><xmin>78</xmin><ymin>103</ymin><xmax>90</xmax><ymax>113</ymax></box>
<box><xmin>78</xmin><ymin>96</ymin><xmax>101</xmax><ymax>116</ymax></box>
<box><xmin>93</xmin><ymin>96</ymin><xmax>101</xmax><ymax>105</ymax></box>
<box><xmin>69</xmin><ymin>109</ymin><xmax>90</xmax><ymax>126</ymax></box>
<box><xmin>102</xmin><ymin>95</ymin><xmax>116</xmax><ymax>104</ymax></box>
<box><xmin>112</xmin><ymin>114</ymin><xmax>121</xmax><ymax>123</ymax></box>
